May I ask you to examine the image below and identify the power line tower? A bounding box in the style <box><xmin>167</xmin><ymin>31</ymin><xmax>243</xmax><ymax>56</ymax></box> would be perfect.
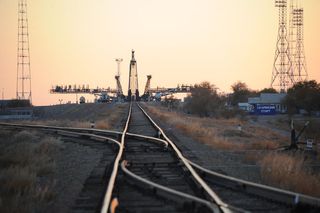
<box><xmin>288</xmin><ymin>0</ymin><xmax>297</xmax><ymax>80</ymax></box>
<box><xmin>271</xmin><ymin>0</ymin><xmax>293</xmax><ymax>92</ymax></box>
<box><xmin>292</xmin><ymin>4</ymin><xmax>308</xmax><ymax>82</ymax></box>
<box><xmin>16</xmin><ymin>0</ymin><xmax>32</xmax><ymax>102</ymax></box>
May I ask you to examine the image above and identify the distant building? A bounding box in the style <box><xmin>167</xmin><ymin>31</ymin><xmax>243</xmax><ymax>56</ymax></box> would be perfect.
<box><xmin>0</xmin><ymin>100</ymin><xmax>10</xmax><ymax>109</ymax></box>
<box><xmin>0</xmin><ymin>100</ymin><xmax>33</xmax><ymax>120</ymax></box>
<box><xmin>238</xmin><ymin>103</ymin><xmax>250</xmax><ymax>111</ymax></box>
<box><xmin>0</xmin><ymin>108</ymin><xmax>33</xmax><ymax>120</ymax></box>
<box><xmin>248</xmin><ymin>93</ymin><xmax>287</xmax><ymax>114</ymax></box>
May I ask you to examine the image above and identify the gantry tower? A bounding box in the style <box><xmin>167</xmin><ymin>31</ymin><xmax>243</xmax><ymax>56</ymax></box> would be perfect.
<box><xmin>128</xmin><ymin>50</ymin><xmax>139</xmax><ymax>100</ymax></box>
<box><xmin>271</xmin><ymin>0</ymin><xmax>293</xmax><ymax>92</ymax></box>
<box><xmin>16</xmin><ymin>0</ymin><xmax>32</xmax><ymax>102</ymax></box>
<box><xmin>115</xmin><ymin>58</ymin><xmax>124</xmax><ymax>98</ymax></box>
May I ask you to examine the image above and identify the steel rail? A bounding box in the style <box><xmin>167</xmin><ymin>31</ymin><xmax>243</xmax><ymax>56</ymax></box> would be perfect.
<box><xmin>0</xmin><ymin>122</ymin><xmax>169</xmax><ymax>148</ymax></box>
<box><xmin>53</xmin><ymin>129</ymin><xmax>121</xmax><ymax>147</ymax></box>
<box><xmin>120</xmin><ymin>160</ymin><xmax>221</xmax><ymax>213</ymax></box>
<box><xmin>187</xmin><ymin>159</ymin><xmax>320</xmax><ymax>208</ymax></box>
<box><xmin>126</xmin><ymin>132</ymin><xmax>168</xmax><ymax>147</ymax></box>
<box><xmin>136</xmin><ymin>105</ymin><xmax>320</xmax><ymax>209</ymax></box>
<box><xmin>136</xmin><ymin>103</ymin><xmax>245</xmax><ymax>213</ymax></box>
<box><xmin>0</xmin><ymin>122</ymin><xmax>120</xmax><ymax>137</ymax></box>
<box><xmin>100</xmin><ymin>102</ymin><xmax>132</xmax><ymax>213</ymax></box>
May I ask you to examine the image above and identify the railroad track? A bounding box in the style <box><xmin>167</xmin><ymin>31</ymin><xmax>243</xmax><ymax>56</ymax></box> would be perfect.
<box><xmin>1</xmin><ymin>102</ymin><xmax>320</xmax><ymax>213</ymax></box>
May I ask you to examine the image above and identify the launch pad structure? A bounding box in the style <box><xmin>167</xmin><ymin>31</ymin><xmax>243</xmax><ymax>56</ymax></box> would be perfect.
<box><xmin>50</xmin><ymin>50</ymin><xmax>192</xmax><ymax>102</ymax></box>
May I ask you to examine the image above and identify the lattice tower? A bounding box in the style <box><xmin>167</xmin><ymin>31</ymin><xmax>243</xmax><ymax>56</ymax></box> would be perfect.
<box><xmin>292</xmin><ymin>4</ymin><xmax>308</xmax><ymax>82</ymax></box>
<box><xmin>271</xmin><ymin>0</ymin><xmax>293</xmax><ymax>92</ymax></box>
<box><xmin>288</xmin><ymin>0</ymin><xmax>297</xmax><ymax>81</ymax></box>
<box><xmin>16</xmin><ymin>0</ymin><xmax>32</xmax><ymax>102</ymax></box>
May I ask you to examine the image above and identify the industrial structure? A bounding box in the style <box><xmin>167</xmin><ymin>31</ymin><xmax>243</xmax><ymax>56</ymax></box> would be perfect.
<box><xmin>50</xmin><ymin>50</ymin><xmax>192</xmax><ymax>102</ymax></box>
<box><xmin>128</xmin><ymin>50</ymin><xmax>139</xmax><ymax>101</ymax></box>
<box><xmin>16</xmin><ymin>0</ymin><xmax>32</xmax><ymax>102</ymax></box>
<box><xmin>115</xmin><ymin>58</ymin><xmax>124</xmax><ymax>100</ymax></box>
<box><xmin>271</xmin><ymin>0</ymin><xmax>308</xmax><ymax>92</ymax></box>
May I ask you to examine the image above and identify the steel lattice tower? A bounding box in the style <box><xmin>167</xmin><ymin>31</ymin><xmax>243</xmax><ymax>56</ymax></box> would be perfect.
<box><xmin>16</xmin><ymin>0</ymin><xmax>32</xmax><ymax>102</ymax></box>
<box><xmin>288</xmin><ymin>0</ymin><xmax>297</xmax><ymax>80</ymax></box>
<box><xmin>271</xmin><ymin>0</ymin><xmax>293</xmax><ymax>92</ymax></box>
<box><xmin>292</xmin><ymin>5</ymin><xmax>308</xmax><ymax>82</ymax></box>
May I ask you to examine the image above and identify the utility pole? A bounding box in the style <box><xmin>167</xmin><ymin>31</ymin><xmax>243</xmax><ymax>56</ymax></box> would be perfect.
<box><xmin>2</xmin><ymin>88</ymin><xmax>4</xmax><ymax>100</ymax></box>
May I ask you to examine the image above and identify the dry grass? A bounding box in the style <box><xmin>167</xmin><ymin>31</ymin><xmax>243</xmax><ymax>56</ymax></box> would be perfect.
<box><xmin>242</xmin><ymin>153</ymin><xmax>262</xmax><ymax>164</ymax></box>
<box><xmin>0</xmin><ymin>130</ymin><xmax>61</xmax><ymax>213</ymax></box>
<box><xmin>144</xmin><ymin>104</ymin><xmax>287</xmax><ymax>151</ymax></box>
<box><xmin>260</xmin><ymin>153</ymin><xmax>320</xmax><ymax>197</ymax></box>
<box><xmin>24</xmin><ymin>103</ymin><xmax>127</xmax><ymax>130</ymax></box>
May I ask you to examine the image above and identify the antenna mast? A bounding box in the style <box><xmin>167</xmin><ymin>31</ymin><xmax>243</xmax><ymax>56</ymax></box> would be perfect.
<box><xmin>16</xmin><ymin>0</ymin><xmax>32</xmax><ymax>102</ymax></box>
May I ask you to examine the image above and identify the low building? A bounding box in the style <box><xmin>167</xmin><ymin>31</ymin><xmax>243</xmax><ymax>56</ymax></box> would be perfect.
<box><xmin>0</xmin><ymin>108</ymin><xmax>33</xmax><ymax>120</ymax></box>
<box><xmin>0</xmin><ymin>100</ymin><xmax>10</xmax><ymax>109</ymax></box>
<box><xmin>248</xmin><ymin>93</ymin><xmax>287</xmax><ymax>115</ymax></box>
<box><xmin>238</xmin><ymin>102</ymin><xmax>250</xmax><ymax>111</ymax></box>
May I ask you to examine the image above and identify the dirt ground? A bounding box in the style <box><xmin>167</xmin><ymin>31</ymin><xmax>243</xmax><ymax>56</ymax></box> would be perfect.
<box><xmin>25</xmin><ymin>103</ymin><xmax>127</xmax><ymax>131</ymax></box>
<box><xmin>143</xmin><ymin>103</ymin><xmax>320</xmax><ymax>197</ymax></box>
<box><xmin>0</xmin><ymin>103</ymin><xmax>128</xmax><ymax>213</ymax></box>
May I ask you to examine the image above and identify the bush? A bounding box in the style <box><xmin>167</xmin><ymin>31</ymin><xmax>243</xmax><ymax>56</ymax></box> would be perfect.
<box><xmin>284</xmin><ymin>80</ymin><xmax>320</xmax><ymax>114</ymax></box>
<box><xmin>184</xmin><ymin>82</ymin><xmax>224</xmax><ymax>117</ymax></box>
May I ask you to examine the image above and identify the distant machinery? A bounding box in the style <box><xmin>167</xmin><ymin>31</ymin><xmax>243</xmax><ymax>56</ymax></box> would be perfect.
<box><xmin>79</xmin><ymin>96</ymin><xmax>86</xmax><ymax>104</ymax></box>
<box><xmin>16</xmin><ymin>0</ymin><xmax>32</xmax><ymax>102</ymax></box>
<box><xmin>95</xmin><ymin>92</ymin><xmax>110</xmax><ymax>103</ymax></box>
<box><xmin>128</xmin><ymin>50</ymin><xmax>139</xmax><ymax>101</ymax></box>
<box><xmin>271</xmin><ymin>0</ymin><xmax>308</xmax><ymax>92</ymax></box>
<box><xmin>115</xmin><ymin>58</ymin><xmax>124</xmax><ymax>99</ymax></box>
<box><xmin>51</xmin><ymin>85</ymin><xmax>116</xmax><ymax>94</ymax></box>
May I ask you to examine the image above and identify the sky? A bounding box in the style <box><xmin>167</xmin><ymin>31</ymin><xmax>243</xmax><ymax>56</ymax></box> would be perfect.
<box><xmin>0</xmin><ymin>0</ymin><xmax>319</xmax><ymax>106</ymax></box>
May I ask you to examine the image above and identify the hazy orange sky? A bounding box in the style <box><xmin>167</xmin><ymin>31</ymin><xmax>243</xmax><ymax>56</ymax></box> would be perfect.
<box><xmin>0</xmin><ymin>0</ymin><xmax>319</xmax><ymax>105</ymax></box>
